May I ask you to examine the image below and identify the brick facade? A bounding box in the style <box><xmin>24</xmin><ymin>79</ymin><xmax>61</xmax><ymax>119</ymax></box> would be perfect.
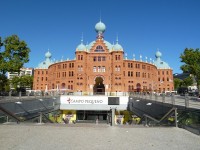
<box><xmin>33</xmin><ymin>21</ymin><xmax>174</xmax><ymax>94</ymax></box>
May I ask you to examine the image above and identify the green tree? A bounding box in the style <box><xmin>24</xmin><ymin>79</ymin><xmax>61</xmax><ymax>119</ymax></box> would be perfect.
<box><xmin>0</xmin><ymin>35</ymin><xmax>30</xmax><ymax>74</ymax></box>
<box><xmin>21</xmin><ymin>75</ymin><xmax>33</xmax><ymax>89</ymax></box>
<box><xmin>180</xmin><ymin>48</ymin><xmax>200</xmax><ymax>90</ymax></box>
<box><xmin>0</xmin><ymin>74</ymin><xmax>9</xmax><ymax>91</ymax></box>
<box><xmin>10</xmin><ymin>75</ymin><xmax>33</xmax><ymax>90</ymax></box>
<box><xmin>182</xmin><ymin>76</ymin><xmax>193</xmax><ymax>87</ymax></box>
<box><xmin>10</xmin><ymin>76</ymin><xmax>21</xmax><ymax>90</ymax></box>
<box><xmin>174</xmin><ymin>78</ymin><xmax>182</xmax><ymax>90</ymax></box>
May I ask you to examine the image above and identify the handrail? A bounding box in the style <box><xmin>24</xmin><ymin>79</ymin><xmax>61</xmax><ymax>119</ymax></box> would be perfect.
<box><xmin>0</xmin><ymin>105</ymin><xmax>21</xmax><ymax>122</ymax></box>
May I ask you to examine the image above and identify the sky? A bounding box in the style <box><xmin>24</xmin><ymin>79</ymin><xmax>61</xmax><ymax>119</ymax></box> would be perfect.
<box><xmin>1</xmin><ymin>0</ymin><xmax>200</xmax><ymax>74</ymax></box>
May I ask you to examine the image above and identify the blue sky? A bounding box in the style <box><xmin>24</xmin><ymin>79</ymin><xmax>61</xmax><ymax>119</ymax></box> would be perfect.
<box><xmin>1</xmin><ymin>0</ymin><xmax>200</xmax><ymax>74</ymax></box>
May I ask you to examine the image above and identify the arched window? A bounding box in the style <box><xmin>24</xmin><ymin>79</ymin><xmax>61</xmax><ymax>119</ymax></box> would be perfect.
<box><xmin>61</xmin><ymin>83</ymin><xmax>65</xmax><ymax>89</ymax></box>
<box><xmin>98</xmin><ymin>66</ymin><xmax>101</xmax><ymax>72</ymax></box>
<box><xmin>95</xmin><ymin>45</ymin><xmax>104</xmax><ymax>52</ymax></box>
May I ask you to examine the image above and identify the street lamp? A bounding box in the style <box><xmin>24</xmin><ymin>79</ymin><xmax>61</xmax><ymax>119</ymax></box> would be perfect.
<box><xmin>78</xmin><ymin>74</ymin><xmax>81</xmax><ymax>94</ymax></box>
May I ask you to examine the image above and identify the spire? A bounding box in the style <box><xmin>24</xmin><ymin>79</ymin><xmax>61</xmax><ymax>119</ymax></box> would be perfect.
<box><xmin>81</xmin><ymin>33</ymin><xmax>83</xmax><ymax>44</ymax></box>
<box><xmin>116</xmin><ymin>34</ymin><xmax>119</xmax><ymax>44</ymax></box>
<box><xmin>100</xmin><ymin>10</ymin><xmax>102</xmax><ymax>22</ymax></box>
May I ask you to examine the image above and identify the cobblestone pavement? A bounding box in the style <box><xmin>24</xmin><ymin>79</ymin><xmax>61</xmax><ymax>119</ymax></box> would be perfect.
<box><xmin>0</xmin><ymin>123</ymin><xmax>200</xmax><ymax>150</ymax></box>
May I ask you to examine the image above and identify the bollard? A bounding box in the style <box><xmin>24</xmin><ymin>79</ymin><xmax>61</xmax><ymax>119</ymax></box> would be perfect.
<box><xmin>9</xmin><ymin>91</ymin><xmax>11</xmax><ymax>98</ymax></box>
<box><xmin>19</xmin><ymin>91</ymin><xmax>21</xmax><ymax>99</ymax></box>
<box><xmin>175</xmin><ymin>108</ymin><xmax>178</xmax><ymax>127</ymax></box>
<box><xmin>185</xmin><ymin>94</ymin><xmax>189</xmax><ymax>108</ymax></box>
<box><xmin>171</xmin><ymin>93</ymin><xmax>175</xmax><ymax>105</ymax></box>
<box><xmin>111</xmin><ymin>108</ymin><xmax>115</xmax><ymax>126</ymax></box>
<box><xmin>162</xmin><ymin>94</ymin><xmax>165</xmax><ymax>103</ymax></box>
<box><xmin>39</xmin><ymin>112</ymin><xmax>43</xmax><ymax>124</ymax></box>
<box><xmin>6</xmin><ymin>116</ymin><xmax>9</xmax><ymax>122</ymax></box>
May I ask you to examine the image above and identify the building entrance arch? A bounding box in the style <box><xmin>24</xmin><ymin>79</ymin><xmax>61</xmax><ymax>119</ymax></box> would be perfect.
<box><xmin>136</xmin><ymin>83</ymin><xmax>141</xmax><ymax>92</ymax></box>
<box><xmin>93</xmin><ymin>76</ymin><xmax>105</xmax><ymax>95</ymax></box>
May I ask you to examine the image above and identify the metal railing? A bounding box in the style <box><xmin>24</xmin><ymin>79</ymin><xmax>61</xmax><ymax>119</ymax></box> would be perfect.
<box><xmin>0</xmin><ymin>91</ymin><xmax>59</xmax><ymax>103</ymax></box>
<box><xmin>130</xmin><ymin>93</ymin><xmax>200</xmax><ymax>110</ymax></box>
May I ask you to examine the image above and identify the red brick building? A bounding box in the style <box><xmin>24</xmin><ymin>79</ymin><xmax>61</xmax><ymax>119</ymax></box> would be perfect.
<box><xmin>33</xmin><ymin>20</ymin><xmax>174</xmax><ymax>94</ymax></box>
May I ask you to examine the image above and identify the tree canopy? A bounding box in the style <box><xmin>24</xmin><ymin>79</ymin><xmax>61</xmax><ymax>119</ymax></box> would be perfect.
<box><xmin>10</xmin><ymin>75</ymin><xmax>33</xmax><ymax>90</ymax></box>
<box><xmin>180</xmin><ymin>48</ymin><xmax>200</xmax><ymax>89</ymax></box>
<box><xmin>0</xmin><ymin>35</ymin><xmax>30</xmax><ymax>75</ymax></box>
<box><xmin>174</xmin><ymin>76</ymin><xmax>193</xmax><ymax>90</ymax></box>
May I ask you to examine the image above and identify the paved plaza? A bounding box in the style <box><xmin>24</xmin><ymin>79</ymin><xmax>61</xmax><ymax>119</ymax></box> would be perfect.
<box><xmin>0</xmin><ymin>123</ymin><xmax>200</xmax><ymax>150</ymax></box>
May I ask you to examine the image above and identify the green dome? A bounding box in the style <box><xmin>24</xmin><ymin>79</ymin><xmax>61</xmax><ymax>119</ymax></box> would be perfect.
<box><xmin>95</xmin><ymin>21</ymin><xmax>106</xmax><ymax>33</ymax></box>
<box><xmin>76</xmin><ymin>39</ymin><xmax>86</xmax><ymax>51</ymax></box>
<box><xmin>113</xmin><ymin>43</ymin><xmax>123</xmax><ymax>51</ymax></box>
<box><xmin>155</xmin><ymin>51</ymin><xmax>162</xmax><ymax>58</ymax></box>
<box><xmin>45</xmin><ymin>51</ymin><xmax>52</xmax><ymax>58</ymax></box>
<box><xmin>113</xmin><ymin>37</ymin><xmax>123</xmax><ymax>51</ymax></box>
<box><xmin>37</xmin><ymin>50</ymin><xmax>53</xmax><ymax>69</ymax></box>
<box><xmin>154</xmin><ymin>51</ymin><xmax>170</xmax><ymax>69</ymax></box>
<box><xmin>76</xmin><ymin>43</ymin><xmax>86</xmax><ymax>51</ymax></box>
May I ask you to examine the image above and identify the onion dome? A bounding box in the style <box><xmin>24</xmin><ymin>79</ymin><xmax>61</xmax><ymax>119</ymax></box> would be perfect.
<box><xmin>76</xmin><ymin>38</ymin><xmax>86</xmax><ymax>51</ymax></box>
<box><xmin>45</xmin><ymin>50</ymin><xmax>52</xmax><ymax>58</ymax></box>
<box><xmin>155</xmin><ymin>50</ymin><xmax>162</xmax><ymax>58</ymax></box>
<box><xmin>154</xmin><ymin>50</ymin><xmax>170</xmax><ymax>69</ymax></box>
<box><xmin>113</xmin><ymin>36</ymin><xmax>123</xmax><ymax>51</ymax></box>
<box><xmin>95</xmin><ymin>20</ymin><xmax>106</xmax><ymax>34</ymax></box>
<box><xmin>37</xmin><ymin>50</ymin><xmax>53</xmax><ymax>69</ymax></box>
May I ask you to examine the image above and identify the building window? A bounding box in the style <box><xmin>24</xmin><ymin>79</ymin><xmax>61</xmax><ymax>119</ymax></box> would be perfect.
<box><xmin>93</xmin><ymin>57</ymin><xmax>97</xmax><ymax>61</ymax></box>
<box><xmin>118</xmin><ymin>66</ymin><xmax>120</xmax><ymax>71</ymax></box>
<box><xmin>93</xmin><ymin>66</ymin><xmax>96</xmax><ymax>72</ymax></box>
<box><xmin>128</xmin><ymin>71</ymin><xmax>133</xmax><ymax>77</ymax></box>
<box><xmin>98</xmin><ymin>56</ymin><xmax>101</xmax><ymax>61</ymax></box>
<box><xmin>118</xmin><ymin>55</ymin><xmax>120</xmax><ymax>60</ymax></box>
<box><xmin>115</xmin><ymin>66</ymin><xmax>120</xmax><ymax>71</ymax></box>
<box><xmin>115</xmin><ymin>55</ymin><xmax>121</xmax><ymax>60</ymax></box>
<box><xmin>128</xmin><ymin>63</ymin><xmax>133</xmax><ymax>68</ymax></box>
<box><xmin>136</xmin><ymin>72</ymin><xmax>140</xmax><ymax>77</ymax></box>
<box><xmin>102</xmin><ymin>56</ymin><xmax>106</xmax><ymax>61</ymax></box>
<box><xmin>102</xmin><ymin>66</ymin><xmax>105</xmax><ymax>72</ymax></box>
<box><xmin>136</xmin><ymin>64</ymin><xmax>140</xmax><ymax>68</ymax></box>
<box><xmin>98</xmin><ymin>66</ymin><xmax>101</xmax><ymax>72</ymax></box>
<box><xmin>95</xmin><ymin>45</ymin><xmax>104</xmax><ymax>52</ymax></box>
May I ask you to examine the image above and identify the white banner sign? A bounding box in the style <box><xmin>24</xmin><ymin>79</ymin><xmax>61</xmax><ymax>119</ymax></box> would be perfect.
<box><xmin>60</xmin><ymin>96</ymin><xmax>108</xmax><ymax>105</ymax></box>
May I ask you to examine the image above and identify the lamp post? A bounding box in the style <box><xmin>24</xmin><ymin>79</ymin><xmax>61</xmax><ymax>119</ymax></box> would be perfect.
<box><xmin>17</xmin><ymin>83</ymin><xmax>21</xmax><ymax>98</ymax></box>
<box><xmin>78</xmin><ymin>74</ymin><xmax>81</xmax><ymax>95</ymax></box>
